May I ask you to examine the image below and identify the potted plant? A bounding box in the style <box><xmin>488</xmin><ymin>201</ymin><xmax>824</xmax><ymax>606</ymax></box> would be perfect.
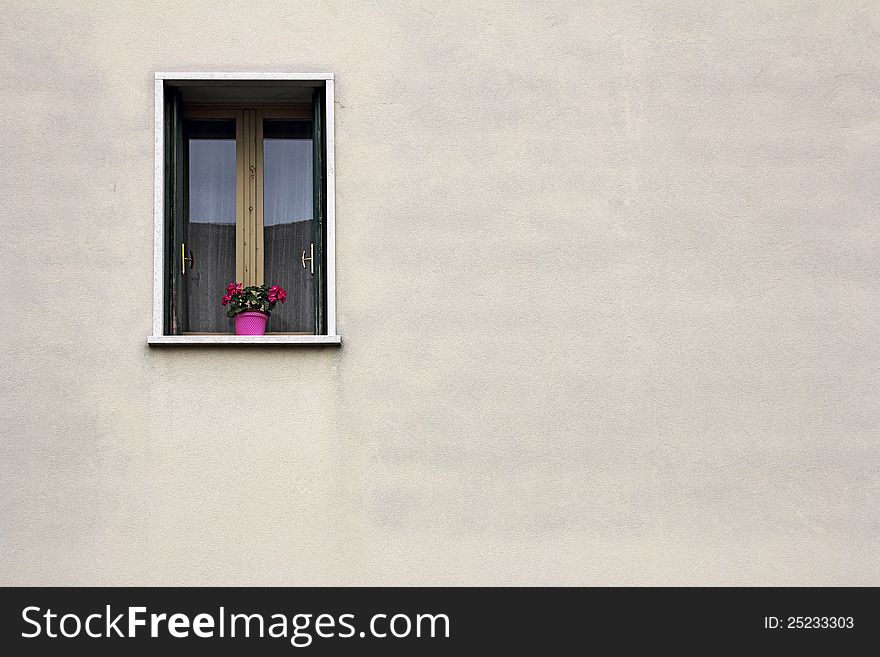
<box><xmin>221</xmin><ymin>282</ymin><xmax>287</xmax><ymax>335</ymax></box>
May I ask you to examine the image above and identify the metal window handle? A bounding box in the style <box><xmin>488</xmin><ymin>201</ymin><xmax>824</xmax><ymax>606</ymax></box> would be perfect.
<box><xmin>181</xmin><ymin>243</ymin><xmax>194</xmax><ymax>275</ymax></box>
<box><xmin>301</xmin><ymin>243</ymin><xmax>314</xmax><ymax>274</ymax></box>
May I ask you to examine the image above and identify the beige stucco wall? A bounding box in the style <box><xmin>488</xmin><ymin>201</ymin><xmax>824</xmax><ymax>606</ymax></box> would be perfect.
<box><xmin>1</xmin><ymin>0</ymin><xmax>878</xmax><ymax>585</ymax></box>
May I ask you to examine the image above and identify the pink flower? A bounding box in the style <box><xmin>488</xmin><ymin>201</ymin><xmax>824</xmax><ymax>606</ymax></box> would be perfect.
<box><xmin>221</xmin><ymin>294</ymin><xmax>231</xmax><ymax>306</ymax></box>
<box><xmin>268</xmin><ymin>285</ymin><xmax>285</xmax><ymax>304</ymax></box>
<box><xmin>226</xmin><ymin>282</ymin><xmax>243</xmax><ymax>296</ymax></box>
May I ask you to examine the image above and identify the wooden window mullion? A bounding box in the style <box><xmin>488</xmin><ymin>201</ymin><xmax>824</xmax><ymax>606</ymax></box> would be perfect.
<box><xmin>255</xmin><ymin>111</ymin><xmax>265</xmax><ymax>286</ymax></box>
<box><xmin>245</xmin><ymin>110</ymin><xmax>258</xmax><ymax>286</ymax></box>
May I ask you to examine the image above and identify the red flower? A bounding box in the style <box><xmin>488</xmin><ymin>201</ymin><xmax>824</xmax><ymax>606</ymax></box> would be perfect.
<box><xmin>268</xmin><ymin>285</ymin><xmax>287</xmax><ymax>304</ymax></box>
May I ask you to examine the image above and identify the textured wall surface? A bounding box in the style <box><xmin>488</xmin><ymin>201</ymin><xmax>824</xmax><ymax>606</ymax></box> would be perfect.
<box><xmin>1</xmin><ymin>0</ymin><xmax>878</xmax><ymax>585</ymax></box>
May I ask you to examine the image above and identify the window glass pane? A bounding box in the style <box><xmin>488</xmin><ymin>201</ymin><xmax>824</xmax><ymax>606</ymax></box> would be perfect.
<box><xmin>185</xmin><ymin>119</ymin><xmax>236</xmax><ymax>333</ymax></box>
<box><xmin>263</xmin><ymin>120</ymin><xmax>314</xmax><ymax>333</ymax></box>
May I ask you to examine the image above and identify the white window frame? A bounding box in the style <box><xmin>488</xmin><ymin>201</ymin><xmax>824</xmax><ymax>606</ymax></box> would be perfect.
<box><xmin>148</xmin><ymin>72</ymin><xmax>340</xmax><ymax>346</ymax></box>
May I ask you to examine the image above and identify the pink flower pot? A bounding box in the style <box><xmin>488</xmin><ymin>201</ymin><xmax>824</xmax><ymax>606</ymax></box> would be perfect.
<box><xmin>234</xmin><ymin>311</ymin><xmax>269</xmax><ymax>336</ymax></box>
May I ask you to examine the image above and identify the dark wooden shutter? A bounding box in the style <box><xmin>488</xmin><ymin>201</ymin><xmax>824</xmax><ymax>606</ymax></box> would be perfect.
<box><xmin>312</xmin><ymin>88</ymin><xmax>326</xmax><ymax>335</ymax></box>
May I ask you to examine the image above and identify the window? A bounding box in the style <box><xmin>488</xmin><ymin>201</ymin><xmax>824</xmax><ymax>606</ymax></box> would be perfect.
<box><xmin>149</xmin><ymin>73</ymin><xmax>339</xmax><ymax>345</ymax></box>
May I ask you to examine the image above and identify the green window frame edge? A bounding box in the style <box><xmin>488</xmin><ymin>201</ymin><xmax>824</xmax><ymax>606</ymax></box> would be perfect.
<box><xmin>148</xmin><ymin>72</ymin><xmax>340</xmax><ymax>347</ymax></box>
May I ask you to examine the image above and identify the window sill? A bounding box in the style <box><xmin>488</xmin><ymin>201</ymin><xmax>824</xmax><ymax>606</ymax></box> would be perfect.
<box><xmin>147</xmin><ymin>335</ymin><xmax>341</xmax><ymax>346</ymax></box>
